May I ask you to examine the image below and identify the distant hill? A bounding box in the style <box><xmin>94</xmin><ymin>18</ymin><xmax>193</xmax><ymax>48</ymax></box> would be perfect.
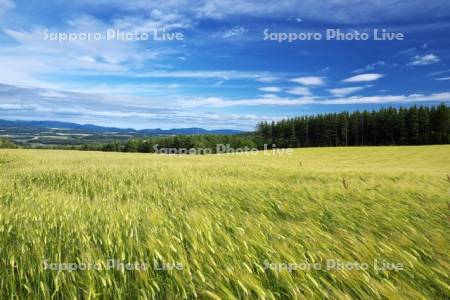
<box><xmin>0</xmin><ymin>119</ymin><xmax>243</xmax><ymax>147</ymax></box>
<box><xmin>0</xmin><ymin>119</ymin><xmax>242</xmax><ymax>135</ymax></box>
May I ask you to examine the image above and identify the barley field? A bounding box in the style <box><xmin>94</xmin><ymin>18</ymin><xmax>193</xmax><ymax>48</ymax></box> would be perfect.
<box><xmin>0</xmin><ymin>146</ymin><xmax>449</xmax><ymax>299</ymax></box>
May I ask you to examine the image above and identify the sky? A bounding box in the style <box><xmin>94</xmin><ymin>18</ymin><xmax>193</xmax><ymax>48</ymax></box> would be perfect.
<box><xmin>0</xmin><ymin>0</ymin><xmax>449</xmax><ymax>130</ymax></box>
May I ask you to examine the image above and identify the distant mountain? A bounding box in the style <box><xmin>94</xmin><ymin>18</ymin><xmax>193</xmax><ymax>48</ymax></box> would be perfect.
<box><xmin>0</xmin><ymin>119</ymin><xmax>242</xmax><ymax>135</ymax></box>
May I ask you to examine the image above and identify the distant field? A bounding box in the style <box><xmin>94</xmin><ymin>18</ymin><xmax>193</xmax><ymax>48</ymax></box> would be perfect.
<box><xmin>0</xmin><ymin>146</ymin><xmax>449</xmax><ymax>299</ymax></box>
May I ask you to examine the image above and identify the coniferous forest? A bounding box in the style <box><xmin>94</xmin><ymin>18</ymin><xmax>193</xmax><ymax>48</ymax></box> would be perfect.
<box><xmin>257</xmin><ymin>104</ymin><xmax>450</xmax><ymax>148</ymax></box>
<box><xmin>95</xmin><ymin>104</ymin><xmax>450</xmax><ymax>152</ymax></box>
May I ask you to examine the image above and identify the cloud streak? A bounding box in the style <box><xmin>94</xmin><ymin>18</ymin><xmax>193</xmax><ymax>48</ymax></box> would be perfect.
<box><xmin>408</xmin><ymin>54</ymin><xmax>440</xmax><ymax>66</ymax></box>
<box><xmin>75</xmin><ymin>0</ymin><xmax>450</xmax><ymax>23</ymax></box>
<box><xmin>328</xmin><ymin>86</ymin><xmax>366</xmax><ymax>97</ymax></box>
<box><xmin>178</xmin><ymin>92</ymin><xmax>450</xmax><ymax>107</ymax></box>
<box><xmin>343</xmin><ymin>73</ymin><xmax>383</xmax><ymax>83</ymax></box>
<box><xmin>258</xmin><ymin>86</ymin><xmax>281</xmax><ymax>93</ymax></box>
<box><xmin>290</xmin><ymin>76</ymin><xmax>324</xmax><ymax>86</ymax></box>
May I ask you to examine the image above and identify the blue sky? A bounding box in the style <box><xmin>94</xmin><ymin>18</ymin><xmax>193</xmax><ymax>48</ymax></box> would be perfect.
<box><xmin>0</xmin><ymin>0</ymin><xmax>449</xmax><ymax>130</ymax></box>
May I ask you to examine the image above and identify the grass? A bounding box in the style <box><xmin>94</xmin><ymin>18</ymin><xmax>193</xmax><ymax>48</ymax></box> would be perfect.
<box><xmin>0</xmin><ymin>146</ymin><xmax>449</xmax><ymax>299</ymax></box>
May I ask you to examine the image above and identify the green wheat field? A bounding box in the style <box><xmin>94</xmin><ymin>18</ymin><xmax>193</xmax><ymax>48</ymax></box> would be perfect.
<box><xmin>0</xmin><ymin>146</ymin><xmax>449</xmax><ymax>299</ymax></box>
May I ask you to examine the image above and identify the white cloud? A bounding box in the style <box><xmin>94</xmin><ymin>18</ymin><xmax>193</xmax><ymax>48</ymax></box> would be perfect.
<box><xmin>328</xmin><ymin>86</ymin><xmax>365</xmax><ymax>97</ymax></box>
<box><xmin>436</xmin><ymin>77</ymin><xmax>450</xmax><ymax>81</ymax></box>
<box><xmin>286</xmin><ymin>87</ymin><xmax>311</xmax><ymax>96</ymax></box>
<box><xmin>178</xmin><ymin>92</ymin><xmax>450</xmax><ymax>108</ymax></box>
<box><xmin>77</xmin><ymin>56</ymin><xmax>96</xmax><ymax>63</ymax></box>
<box><xmin>196</xmin><ymin>113</ymin><xmax>282</xmax><ymax>122</ymax></box>
<box><xmin>0</xmin><ymin>83</ymin><xmax>232</xmax><ymax>129</ymax></box>
<box><xmin>1</xmin><ymin>24</ymin><xmax>164</xmax><ymax>78</ymax></box>
<box><xmin>258</xmin><ymin>86</ymin><xmax>281</xmax><ymax>93</ymax></box>
<box><xmin>178</xmin><ymin>96</ymin><xmax>315</xmax><ymax>107</ymax></box>
<box><xmin>342</xmin><ymin>73</ymin><xmax>383</xmax><ymax>83</ymax></box>
<box><xmin>256</xmin><ymin>76</ymin><xmax>280</xmax><ymax>83</ymax></box>
<box><xmin>222</xmin><ymin>26</ymin><xmax>248</xmax><ymax>38</ymax></box>
<box><xmin>113</xmin><ymin>9</ymin><xmax>192</xmax><ymax>33</ymax></box>
<box><xmin>261</xmin><ymin>94</ymin><xmax>278</xmax><ymax>98</ymax></box>
<box><xmin>427</xmin><ymin>70</ymin><xmax>450</xmax><ymax>77</ymax></box>
<box><xmin>408</xmin><ymin>54</ymin><xmax>440</xmax><ymax>66</ymax></box>
<box><xmin>197</xmin><ymin>0</ymin><xmax>450</xmax><ymax>23</ymax></box>
<box><xmin>0</xmin><ymin>24</ymin><xmax>273</xmax><ymax>83</ymax></box>
<box><xmin>135</xmin><ymin>70</ymin><xmax>265</xmax><ymax>79</ymax></box>
<box><xmin>290</xmin><ymin>76</ymin><xmax>324</xmax><ymax>86</ymax></box>
<box><xmin>321</xmin><ymin>92</ymin><xmax>450</xmax><ymax>105</ymax></box>
<box><xmin>353</xmin><ymin>61</ymin><xmax>386</xmax><ymax>73</ymax></box>
<box><xmin>75</xmin><ymin>0</ymin><xmax>450</xmax><ymax>23</ymax></box>
<box><xmin>0</xmin><ymin>55</ymin><xmax>59</xmax><ymax>89</ymax></box>
<box><xmin>0</xmin><ymin>103</ymin><xmax>31</xmax><ymax>110</ymax></box>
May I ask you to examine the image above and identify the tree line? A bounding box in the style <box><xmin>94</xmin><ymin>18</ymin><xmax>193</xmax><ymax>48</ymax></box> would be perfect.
<box><xmin>1</xmin><ymin>104</ymin><xmax>449</xmax><ymax>152</ymax></box>
<box><xmin>81</xmin><ymin>133</ymin><xmax>259</xmax><ymax>153</ymax></box>
<box><xmin>93</xmin><ymin>104</ymin><xmax>450</xmax><ymax>152</ymax></box>
<box><xmin>257</xmin><ymin>104</ymin><xmax>450</xmax><ymax>148</ymax></box>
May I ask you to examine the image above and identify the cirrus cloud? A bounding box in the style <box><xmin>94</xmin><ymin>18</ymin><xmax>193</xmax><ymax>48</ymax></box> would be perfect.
<box><xmin>408</xmin><ymin>54</ymin><xmax>440</xmax><ymax>66</ymax></box>
<box><xmin>289</xmin><ymin>76</ymin><xmax>324</xmax><ymax>86</ymax></box>
<box><xmin>286</xmin><ymin>87</ymin><xmax>311</xmax><ymax>96</ymax></box>
<box><xmin>328</xmin><ymin>86</ymin><xmax>365</xmax><ymax>97</ymax></box>
<box><xmin>258</xmin><ymin>86</ymin><xmax>281</xmax><ymax>93</ymax></box>
<box><xmin>342</xmin><ymin>73</ymin><xmax>383</xmax><ymax>83</ymax></box>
